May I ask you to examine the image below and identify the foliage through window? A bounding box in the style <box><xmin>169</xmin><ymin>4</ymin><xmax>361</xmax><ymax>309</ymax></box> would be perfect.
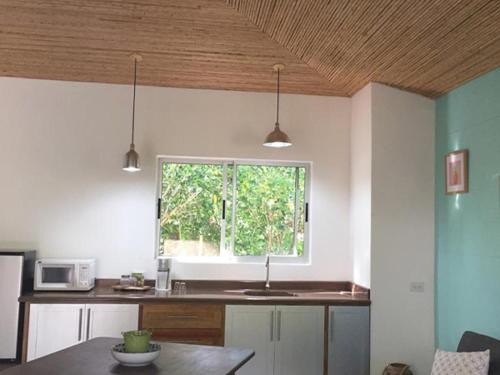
<box><xmin>157</xmin><ymin>159</ymin><xmax>309</xmax><ymax>259</ymax></box>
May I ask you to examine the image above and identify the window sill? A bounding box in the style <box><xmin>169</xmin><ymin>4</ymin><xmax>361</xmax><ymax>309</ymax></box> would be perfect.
<box><xmin>157</xmin><ymin>255</ymin><xmax>311</xmax><ymax>266</ymax></box>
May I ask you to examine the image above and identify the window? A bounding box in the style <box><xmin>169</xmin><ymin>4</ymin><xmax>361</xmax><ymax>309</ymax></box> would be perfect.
<box><xmin>156</xmin><ymin>157</ymin><xmax>310</xmax><ymax>261</ymax></box>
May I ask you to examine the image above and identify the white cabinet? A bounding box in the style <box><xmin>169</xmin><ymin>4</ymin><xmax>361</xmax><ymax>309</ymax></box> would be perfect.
<box><xmin>27</xmin><ymin>304</ymin><xmax>85</xmax><ymax>361</ymax></box>
<box><xmin>225</xmin><ymin>305</ymin><xmax>276</xmax><ymax>375</ymax></box>
<box><xmin>328</xmin><ymin>306</ymin><xmax>370</xmax><ymax>375</ymax></box>
<box><xmin>274</xmin><ymin>306</ymin><xmax>324</xmax><ymax>375</ymax></box>
<box><xmin>86</xmin><ymin>304</ymin><xmax>139</xmax><ymax>340</ymax></box>
<box><xmin>225</xmin><ymin>305</ymin><xmax>324</xmax><ymax>375</ymax></box>
<box><xmin>27</xmin><ymin>303</ymin><xmax>138</xmax><ymax>361</ymax></box>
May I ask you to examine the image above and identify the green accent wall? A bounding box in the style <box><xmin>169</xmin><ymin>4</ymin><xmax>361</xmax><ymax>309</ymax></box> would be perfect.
<box><xmin>436</xmin><ymin>67</ymin><xmax>500</xmax><ymax>350</ymax></box>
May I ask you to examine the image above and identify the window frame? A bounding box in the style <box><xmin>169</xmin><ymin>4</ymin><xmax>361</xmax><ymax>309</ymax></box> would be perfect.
<box><xmin>155</xmin><ymin>156</ymin><xmax>311</xmax><ymax>264</ymax></box>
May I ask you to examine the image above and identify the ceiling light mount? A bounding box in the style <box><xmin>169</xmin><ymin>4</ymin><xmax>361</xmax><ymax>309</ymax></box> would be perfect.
<box><xmin>123</xmin><ymin>53</ymin><xmax>143</xmax><ymax>172</ymax></box>
<box><xmin>272</xmin><ymin>63</ymin><xmax>285</xmax><ymax>72</ymax></box>
<box><xmin>264</xmin><ymin>63</ymin><xmax>292</xmax><ymax>148</ymax></box>
<box><xmin>129</xmin><ymin>53</ymin><xmax>143</xmax><ymax>63</ymax></box>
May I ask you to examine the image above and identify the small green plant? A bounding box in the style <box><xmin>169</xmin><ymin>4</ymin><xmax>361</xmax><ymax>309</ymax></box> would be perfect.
<box><xmin>122</xmin><ymin>330</ymin><xmax>151</xmax><ymax>353</ymax></box>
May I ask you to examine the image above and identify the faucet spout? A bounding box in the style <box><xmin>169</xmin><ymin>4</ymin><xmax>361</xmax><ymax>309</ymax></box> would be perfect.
<box><xmin>265</xmin><ymin>255</ymin><xmax>271</xmax><ymax>290</ymax></box>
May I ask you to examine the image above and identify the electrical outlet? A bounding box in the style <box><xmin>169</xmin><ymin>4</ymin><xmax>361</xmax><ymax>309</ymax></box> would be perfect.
<box><xmin>410</xmin><ymin>282</ymin><xmax>425</xmax><ymax>293</ymax></box>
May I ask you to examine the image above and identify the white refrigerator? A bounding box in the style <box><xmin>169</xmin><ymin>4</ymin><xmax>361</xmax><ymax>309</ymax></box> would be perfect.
<box><xmin>0</xmin><ymin>251</ymin><xmax>35</xmax><ymax>361</ymax></box>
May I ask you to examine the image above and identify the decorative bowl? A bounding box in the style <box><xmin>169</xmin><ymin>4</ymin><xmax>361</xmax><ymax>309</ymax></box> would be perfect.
<box><xmin>111</xmin><ymin>343</ymin><xmax>161</xmax><ymax>367</ymax></box>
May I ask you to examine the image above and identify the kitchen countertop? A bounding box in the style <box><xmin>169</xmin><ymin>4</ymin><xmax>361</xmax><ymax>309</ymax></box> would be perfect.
<box><xmin>19</xmin><ymin>280</ymin><xmax>370</xmax><ymax>306</ymax></box>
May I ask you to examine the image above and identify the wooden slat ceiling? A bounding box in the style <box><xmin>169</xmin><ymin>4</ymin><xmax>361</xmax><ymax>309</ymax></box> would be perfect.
<box><xmin>1</xmin><ymin>0</ymin><xmax>499</xmax><ymax>97</ymax></box>
<box><xmin>0</xmin><ymin>0</ymin><xmax>341</xmax><ymax>96</ymax></box>
<box><xmin>227</xmin><ymin>0</ymin><xmax>500</xmax><ymax>97</ymax></box>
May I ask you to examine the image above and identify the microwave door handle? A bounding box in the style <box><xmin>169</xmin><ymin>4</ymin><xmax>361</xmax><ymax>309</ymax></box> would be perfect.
<box><xmin>70</xmin><ymin>265</ymin><xmax>76</xmax><ymax>288</ymax></box>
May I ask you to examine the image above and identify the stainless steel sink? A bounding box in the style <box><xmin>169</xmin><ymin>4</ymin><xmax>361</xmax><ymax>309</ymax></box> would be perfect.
<box><xmin>308</xmin><ymin>291</ymin><xmax>352</xmax><ymax>295</ymax></box>
<box><xmin>243</xmin><ymin>289</ymin><xmax>298</xmax><ymax>297</ymax></box>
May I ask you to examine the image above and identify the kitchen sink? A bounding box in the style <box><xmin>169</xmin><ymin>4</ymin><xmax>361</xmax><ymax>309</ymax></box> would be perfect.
<box><xmin>308</xmin><ymin>291</ymin><xmax>353</xmax><ymax>295</ymax></box>
<box><xmin>243</xmin><ymin>289</ymin><xmax>298</xmax><ymax>297</ymax></box>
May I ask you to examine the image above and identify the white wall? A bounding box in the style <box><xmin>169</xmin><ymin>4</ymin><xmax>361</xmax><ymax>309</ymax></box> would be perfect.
<box><xmin>0</xmin><ymin>77</ymin><xmax>352</xmax><ymax>281</ymax></box>
<box><xmin>0</xmin><ymin>77</ymin><xmax>437</xmax><ymax>373</ymax></box>
<box><xmin>350</xmin><ymin>84</ymin><xmax>372</xmax><ymax>288</ymax></box>
<box><xmin>370</xmin><ymin>83</ymin><xmax>435</xmax><ymax>375</ymax></box>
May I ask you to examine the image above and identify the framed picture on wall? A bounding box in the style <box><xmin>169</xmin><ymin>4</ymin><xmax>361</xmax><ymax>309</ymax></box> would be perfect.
<box><xmin>445</xmin><ymin>149</ymin><xmax>469</xmax><ymax>194</ymax></box>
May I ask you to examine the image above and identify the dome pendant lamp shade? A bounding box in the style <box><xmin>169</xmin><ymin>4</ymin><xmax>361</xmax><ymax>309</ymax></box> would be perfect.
<box><xmin>263</xmin><ymin>64</ymin><xmax>292</xmax><ymax>148</ymax></box>
<box><xmin>263</xmin><ymin>123</ymin><xmax>291</xmax><ymax>148</ymax></box>
<box><xmin>123</xmin><ymin>53</ymin><xmax>142</xmax><ymax>172</ymax></box>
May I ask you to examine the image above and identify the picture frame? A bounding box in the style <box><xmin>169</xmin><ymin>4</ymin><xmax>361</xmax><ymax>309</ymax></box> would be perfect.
<box><xmin>445</xmin><ymin>149</ymin><xmax>469</xmax><ymax>194</ymax></box>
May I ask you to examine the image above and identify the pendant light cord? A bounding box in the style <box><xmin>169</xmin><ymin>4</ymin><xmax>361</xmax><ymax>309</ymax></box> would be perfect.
<box><xmin>131</xmin><ymin>58</ymin><xmax>137</xmax><ymax>145</ymax></box>
<box><xmin>276</xmin><ymin>68</ymin><xmax>280</xmax><ymax>125</ymax></box>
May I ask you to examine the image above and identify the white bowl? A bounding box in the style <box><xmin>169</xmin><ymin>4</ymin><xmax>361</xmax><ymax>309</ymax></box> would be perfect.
<box><xmin>111</xmin><ymin>343</ymin><xmax>161</xmax><ymax>367</ymax></box>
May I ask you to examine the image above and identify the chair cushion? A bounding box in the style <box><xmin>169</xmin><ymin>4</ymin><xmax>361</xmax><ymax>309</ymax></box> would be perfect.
<box><xmin>458</xmin><ymin>331</ymin><xmax>500</xmax><ymax>375</ymax></box>
<box><xmin>431</xmin><ymin>349</ymin><xmax>490</xmax><ymax>375</ymax></box>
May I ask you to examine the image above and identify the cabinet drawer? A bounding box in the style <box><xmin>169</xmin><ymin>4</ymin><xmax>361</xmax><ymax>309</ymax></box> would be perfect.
<box><xmin>141</xmin><ymin>303</ymin><xmax>224</xmax><ymax>329</ymax></box>
<box><xmin>150</xmin><ymin>328</ymin><xmax>224</xmax><ymax>346</ymax></box>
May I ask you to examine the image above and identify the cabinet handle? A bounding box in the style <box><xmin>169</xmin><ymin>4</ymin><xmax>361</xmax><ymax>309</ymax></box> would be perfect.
<box><xmin>329</xmin><ymin>310</ymin><xmax>334</xmax><ymax>342</ymax></box>
<box><xmin>163</xmin><ymin>315</ymin><xmax>197</xmax><ymax>320</ymax></box>
<box><xmin>86</xmin><ymin>308</ymin><xmax>91</xmax><ymax>341</ymax></box>
<box><xmin>277</xmin><ymin>310</ymin><xmax>281</xmax><ymax>341</ymax></box>
<box><xmin>270</xmin><ymin>311</ymin><xmax>274</xmax><ymax>342</ymax></box>
<box><xmin>78</xmin><ymin>308</ymin><xmax>83</xmax><ymax>341</ymax></box>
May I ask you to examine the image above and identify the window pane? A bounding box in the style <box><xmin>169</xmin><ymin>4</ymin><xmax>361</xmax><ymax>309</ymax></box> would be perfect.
<box><xmin>224</xmin><ymin>163</ymin><xmax>234</xmax><ymax>254</ymax></box>
<box><xmin>159</xmin><ymin>162</ymin><xmax>223</xmax><ymax>257</ymax></box>
<box><xmin>296</xmin><ymin>167</ymin><xmax>306</xmax><ymax>257</ymax></box>
<box><xmin>233</xmin><ymin>165</ymin><xmax>306</xmax><ymax>256</ymax></box>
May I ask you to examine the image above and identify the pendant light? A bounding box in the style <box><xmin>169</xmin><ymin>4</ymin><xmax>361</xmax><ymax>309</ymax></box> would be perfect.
<box><xmin>263</xmin><ymin>63</ymin><xmax>292</xmax><ymax>148</ymax></box>
<box><xmin>123</xmin><ymin>53</ymin><xmax>142</xmax><ymax>172</ymax></box>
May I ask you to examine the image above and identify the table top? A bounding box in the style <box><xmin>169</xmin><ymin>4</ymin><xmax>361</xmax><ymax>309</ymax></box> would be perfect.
<box><xmin>3</xmin><ymin>338</ymin><xmax>254</xmax><ymax>375</ymax></box>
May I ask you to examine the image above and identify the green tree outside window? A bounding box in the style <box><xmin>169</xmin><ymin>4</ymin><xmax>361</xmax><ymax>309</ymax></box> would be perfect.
<box><xmin>158</xmin><ymin>160</ymin><xmax>307</xmax><ymax>258</ymax></box>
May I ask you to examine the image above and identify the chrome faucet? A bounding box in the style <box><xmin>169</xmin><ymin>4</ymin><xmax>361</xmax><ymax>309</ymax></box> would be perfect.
<box><xmin>265</xmin><ymin>255</ymin><xmax>271</xmax><ymax>290</ymax></box>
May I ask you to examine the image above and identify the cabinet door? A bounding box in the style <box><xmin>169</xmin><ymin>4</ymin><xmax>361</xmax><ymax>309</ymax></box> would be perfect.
<box><xmin>86</xmin><ymin>304</ymin><xmax>139</xmax><ymax>340</ymax></box>
<box><xmin>141</xmin><ymin>303</ymin><xmax>224</xmax><ymax>346</ymax></box>
<box><xmin>328</xmin><ymin>306</ymin><xmax>370</xmax><ymax>375</ymax></box>
<box><xmin>27</xmin><ymin>304</ymin><xmax>85</xmax><ymax>361</ymax></box>
<box><xmin>274</xmin><ymin>305</ymin><xmax>325</xmax><ymax>375</ymax></box>
<box><xmin>225</xmin><ymin>305</ymin><xmax>276</xmax><ymax>375</ymax></box>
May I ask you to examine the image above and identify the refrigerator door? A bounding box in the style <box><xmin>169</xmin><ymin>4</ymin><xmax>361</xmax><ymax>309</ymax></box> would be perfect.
<box><xmin>0</xmin><ymin>255</ymin><xmax>23</xmax><ymax>359</ymax></box>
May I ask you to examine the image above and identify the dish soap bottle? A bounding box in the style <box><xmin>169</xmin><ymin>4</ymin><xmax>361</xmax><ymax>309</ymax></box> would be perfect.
<box><xmin>156</xmin><ymin>258</ymin><xmax>171</xmax><ymax>291</ymax></box>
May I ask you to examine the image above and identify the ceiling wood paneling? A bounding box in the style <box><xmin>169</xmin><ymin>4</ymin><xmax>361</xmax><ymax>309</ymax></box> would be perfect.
<box><xmin>0</xmin><ymin>0</ymin><xmax>341</xmax><ymax>96</ymax></box>
<box><xmin>1</xmin><ymin>0</ymin><xmax>499</xmax><ymax>97</ymax></box>
<box><xmin>227</xmin><ymin>0</ymin><xmax>500</xmax><ymax>97</ymax></box>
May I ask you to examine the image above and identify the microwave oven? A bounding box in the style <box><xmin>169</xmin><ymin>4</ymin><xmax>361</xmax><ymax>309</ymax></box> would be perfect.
<box><xmin>34</xmin><ymin>259</ymin><xmax>96</xmax><ymax>291</ymax></box>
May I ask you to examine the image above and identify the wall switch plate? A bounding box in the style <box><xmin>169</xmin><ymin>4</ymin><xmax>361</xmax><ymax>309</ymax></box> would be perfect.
<box><xmin>410</xmin><ymin>282</ymin><xmax>425</xmax><ymax>293</ymax></box>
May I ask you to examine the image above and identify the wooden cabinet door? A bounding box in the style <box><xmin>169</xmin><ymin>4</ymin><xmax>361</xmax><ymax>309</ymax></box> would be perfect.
<box><xmin>225</xmin><ymin>305</ymin><xmax>276</xmax><ymax>375</ymax></box>
<box><xmin>328</xmin><ymin>306</ymin><xmax>370</xmax><ymax>375</ymax></box>
<box><xmin>273</xmin><ymin>305</ymin><xmax>324</xmax><ymax>375</ymax></box>
<box><xmin>86</xmin><ymin>304</ymin><xmax>139</xmax><ymax>340</ymax></box>
<box><xmin>141</xmin><ymin>303</ymin><xmax>224</xmax><ymax>345</ymax></box>
<box><xmin>27</xmin><ymin>304</ymin><xmax>85</xmax><ymax>361</ymax></box>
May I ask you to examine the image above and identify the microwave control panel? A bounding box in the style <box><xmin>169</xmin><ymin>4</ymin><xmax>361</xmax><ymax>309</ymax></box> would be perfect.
<box><xmin>79</xmin><ymin>265</ymin><xmax>89</xmax><ymax>287</ymax></box>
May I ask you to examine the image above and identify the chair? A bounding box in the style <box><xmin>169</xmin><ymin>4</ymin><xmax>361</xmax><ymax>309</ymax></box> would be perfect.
<box><xmin>457</xmin><ymin>331</ymin><xmax>500</xmax><ymax>375</ymax></box>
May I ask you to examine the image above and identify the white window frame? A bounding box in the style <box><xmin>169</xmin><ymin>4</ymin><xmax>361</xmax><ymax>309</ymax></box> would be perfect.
<box><xmin>155</xmin><ymin>156</ymin><xmax>311</xmax><ymax>264</ymax></box>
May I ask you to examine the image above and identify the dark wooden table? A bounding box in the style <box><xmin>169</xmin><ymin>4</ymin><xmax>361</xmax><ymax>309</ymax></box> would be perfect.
<box><xmin>3</xmin><ymin>338</ymin><xmax>254</xmax><ymax>375</ymax></box>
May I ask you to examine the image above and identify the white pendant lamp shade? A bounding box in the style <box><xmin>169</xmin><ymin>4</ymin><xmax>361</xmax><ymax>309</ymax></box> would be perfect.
<box><xmin>263</xmin><ymin>63</ymin><xmax>292</xmax><ymax>148</ymax></box>
<box><xmin>123</xmin><ymin>53</ymin><xmax>142</xmax><ymax>172</ymax></box>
